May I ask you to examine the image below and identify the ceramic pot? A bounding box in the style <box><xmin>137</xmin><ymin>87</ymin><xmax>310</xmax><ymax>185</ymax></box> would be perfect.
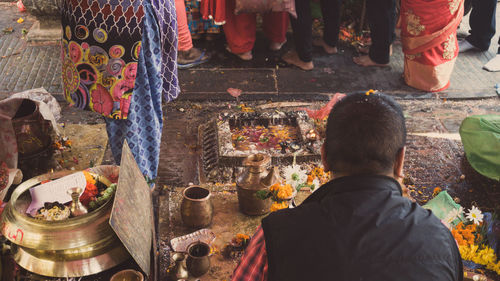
<box><xmin>180</xmin><ymin>186</ymin><xmax>213</xmax><ymax>228</ymax></box>
<box><xmin>186</xmin><ymin>242</ymin><xmax>211</xmax><ymax>278</ymax></box>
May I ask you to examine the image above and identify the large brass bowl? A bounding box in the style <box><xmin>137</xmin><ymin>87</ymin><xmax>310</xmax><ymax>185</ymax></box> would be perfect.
<box><xmin>0</xmin><ymin>167</ymin><xmax>130</xmax><ymax>277</ymax></box>
<box><xmin>12</xmin><ymin>236</ymin><xmax>129</xmax><ymax>277</ymax></box>
<box><xmin>1</xmin><ymin>169</ymin><xmax>116</xmax><ymax>250</ymax></box>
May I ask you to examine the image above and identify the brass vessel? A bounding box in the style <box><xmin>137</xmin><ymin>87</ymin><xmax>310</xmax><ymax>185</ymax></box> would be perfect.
<box><xmin>167</xmin><ymin>253</ymin><xmax>189</xmax><ymax>281</ymax></box>
<box><xmin>0</xmin><ymin>167</ymin><xmax>130</xmax><ymax>277</ymax></box>
<box><xmin>12</xmin><ymin>99</ymin><xmax>52</xmax><ymax>158</ymax></box>
<box><xmin>69</xmin><ymin>187</ymin><xmax>88</xmax><ymax>217</ymax></box>
<box><xmin>236</xmin><ymin>154</ymin><xmax>278</xmax><ymax>216</ymax></box>
<box><xmin>110</xmin><ymin>269</ymin><xmax>144</xmax><ymax>281</ymax></box>
<box><xmin>186</xmin><ymin>242</ymin><xmax>211</xmax><ymax>278</ymax></box>
<box><xmin>180</xmin><ymin>186</ymin><xmax>213</xmax><ymax>229</ymax></box>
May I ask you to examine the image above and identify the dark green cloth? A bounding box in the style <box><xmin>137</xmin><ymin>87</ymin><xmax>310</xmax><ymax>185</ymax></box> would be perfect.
<box><xmin>459</xmin><ymin>115</ymin><xmax>500</xmax><ymax>181</ymax></box>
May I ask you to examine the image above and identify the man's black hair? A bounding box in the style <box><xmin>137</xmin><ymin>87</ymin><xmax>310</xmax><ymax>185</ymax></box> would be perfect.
<box><xmin>324</xmin><ymin>92</ymin><xmax>407</xmax><ymax>175</ymax></box>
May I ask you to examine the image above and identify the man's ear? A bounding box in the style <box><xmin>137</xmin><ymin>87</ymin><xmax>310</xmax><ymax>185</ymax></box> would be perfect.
<box><xmin>393</xmin><ymin>146</ymin><xmax>406</xmax><ymax>179</ymax></box>
<box><xmin>321</xmin><ymin>143</ymin><xmax>331</xmax><ymax>172</ymax></box>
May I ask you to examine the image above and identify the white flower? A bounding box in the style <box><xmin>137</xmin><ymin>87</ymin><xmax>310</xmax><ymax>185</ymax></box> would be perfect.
<box><xmin>311</xmin><ymin>179</ymin><xmax>321</xmax><ymax>193</ymax></box>
<box><xmin>443</xmin><ymin>207</ymin><xmax>463</xmax><ymax>225</ymax></box>
<box><xmin>283</xmin><ymin>165</ymin><xmax>308</xmax><ymax>189</ymax></box>
<box><xmin>466</xmin><ymin>206</ymin><xmax>484</xmax><ymax>225</ymax></box>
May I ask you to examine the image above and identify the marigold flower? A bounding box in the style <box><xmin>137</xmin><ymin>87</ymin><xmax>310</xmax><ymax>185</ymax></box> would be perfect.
<box><xmin>277</xmin><ymin>184</ymin><xmax>293</xmax><ymax>199</ymax></box>
<box><xmin>432</xmin><ymin>187</ymin><xmax>442</xmax><ymax>197</ymax></box>
<box><xmin>83</xmin><ymin>171</ymin><xmax>96</xmax><ymax>185</ymax></box>
<box><xmin>270</xmin><ymin>201</ymin><xmax>288</xmax><ymax>212</ymax></box>
<box><xmin>270</xmin><ymin>182</ymin><xmax>281</xmax><ymax>193</ymax></box>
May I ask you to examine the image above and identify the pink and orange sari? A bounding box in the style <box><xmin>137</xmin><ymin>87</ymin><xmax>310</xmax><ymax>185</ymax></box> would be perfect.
<box><xmin>401</xmin><ymin>0</ymin><xmax>464</xmax><ymax>92</ymax></box>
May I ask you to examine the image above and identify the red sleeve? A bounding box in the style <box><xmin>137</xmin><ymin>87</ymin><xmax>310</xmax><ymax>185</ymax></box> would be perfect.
<box><xmin>231</xmin><ymin>226</ymin><xmax>268</xmax><ymax>281</ymax></box>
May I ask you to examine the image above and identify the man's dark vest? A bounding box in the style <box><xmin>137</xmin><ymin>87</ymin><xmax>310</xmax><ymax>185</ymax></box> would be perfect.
<box><xmin>261</xmin><ymin>175</ymin><xmax>463</xmax><ymax>281</ymax></box>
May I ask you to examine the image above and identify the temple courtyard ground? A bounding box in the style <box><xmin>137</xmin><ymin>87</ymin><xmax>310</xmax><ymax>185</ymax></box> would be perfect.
<box><xmin>0</xmin><ymin>1</ymin><xmax>499</xmax><ymax>280</ymax></box>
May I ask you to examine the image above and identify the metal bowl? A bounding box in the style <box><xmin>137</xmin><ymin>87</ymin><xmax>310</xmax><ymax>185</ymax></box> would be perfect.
<box><xmin>1</xmin><ymin>169</ymin><xmax>117</xmax><ymax>250</ymax></box>
<box><xmin>12</xmin><ymin>235</ymin><xmax>129</xmax><ymax>277</ymax></box>
<box><xmin>0</xmin><ymin>166</ymin><xmax>130</xmax><ymax>277</ymax></box>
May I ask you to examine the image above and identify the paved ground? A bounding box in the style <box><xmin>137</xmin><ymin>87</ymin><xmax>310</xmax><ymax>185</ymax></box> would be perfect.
<box><xmin>0</xmin><ymin>1</ymin><xmax>499</xmax><ymax>100</ymax></box>
<box><xmin>0</xmin><ymin>3</ymin><xmax>61</xmax><ymax>96</ymax></box>
<box><xmin>177</xmin><ymin>5</ymin><xmax>500</xmax><ymax>100</ymax></box>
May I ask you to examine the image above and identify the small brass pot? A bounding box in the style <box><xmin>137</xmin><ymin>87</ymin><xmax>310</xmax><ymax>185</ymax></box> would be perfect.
<box><xmin>12</xmin><ymin>99</ymin><xmax>52</xmax><ymax>158</ymax></box>
<box><xmin>110</xmin><ymin>269</ymin><xmax>144</xmax><ymax>281</ymax></box>
<box><xmin>186</xmin><ymin>242</ymin><xmax>211</xmax><ymax>278</ymax></box>
<box><xmin>167</xmin><ymin>252</ymin><xmax>189</xmax><ymax>281</ymax></box>
<box><xmin>180</xmin><ymin>186</ymin><xmax>213</xmax><ymax>229</ymax></box>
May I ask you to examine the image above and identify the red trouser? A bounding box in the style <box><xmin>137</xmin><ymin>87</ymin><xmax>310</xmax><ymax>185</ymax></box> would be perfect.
<box><xmin>175</xmin><ymin>0</ymin><xmax>193</xmax><ymax>51</ymax></box>
<box><xmin>224</xmin><ymin>0</ymin><xmax>289</xmax><ymax>54</ymax></box>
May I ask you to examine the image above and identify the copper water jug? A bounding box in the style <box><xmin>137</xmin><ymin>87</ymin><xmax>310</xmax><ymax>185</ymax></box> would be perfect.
<box><xmin>236</xmin><ymin>154</ymin><xmax>278</xmax><ymax>215</ymax></box>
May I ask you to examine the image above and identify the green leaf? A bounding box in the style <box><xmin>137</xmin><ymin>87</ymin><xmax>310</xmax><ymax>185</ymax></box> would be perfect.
<box><xmin>296</xmin><ymin>183</ymin><xmax>308</xmax><ymax>191</ymax></box>
<box><xmin>259</xmin><ymin>136</ymin><xmax>269</xmax><ymax>143</ymax></box>
<box><xmin>255</xmin><ymin>190</ymin><xmax>271</xmax><ymax>200</ymax></box>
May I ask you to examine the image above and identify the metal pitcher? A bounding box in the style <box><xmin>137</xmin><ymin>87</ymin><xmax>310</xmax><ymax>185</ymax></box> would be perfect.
<box><xmin>236</xmin><ymin>153</ymin><xmax>279</xmax><ymax>215</ymax></box>
<box><xmin>167</xmin><ymin>253</ymin><xmax>189</xmax><ymax>281</ymax></box>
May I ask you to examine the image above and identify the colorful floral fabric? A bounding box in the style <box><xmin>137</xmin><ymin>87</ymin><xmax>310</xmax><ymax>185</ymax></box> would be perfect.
<box><xmin>61</xmin><ymin>0</ymin><xmax>144</xmax><ymax>119</ymax></box>
<box><xmin>61</xmin><ymin>0</ymin><xmax>178</xmax><ymax>180</ymax></box>
<box><xmin>61</xmin><ymin>0</ymin><xmax>179</xmax><ymax>119</ymax></box>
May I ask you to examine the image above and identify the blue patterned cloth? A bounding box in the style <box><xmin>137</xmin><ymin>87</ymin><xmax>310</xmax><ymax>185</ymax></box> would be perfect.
<box><xmin>105</xmin><ymin>0</ymin><xmax>172</xmax><ymax>181</ymax></box>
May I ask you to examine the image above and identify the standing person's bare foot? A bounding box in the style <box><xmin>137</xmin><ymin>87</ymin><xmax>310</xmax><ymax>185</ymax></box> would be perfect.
<box><xmin>282</xmin><ymin>51</ymin><xmax>314</xmax><ymax>70</ymax></box>
<box><xmin>226</xmin><ymin>46</ymin><xmax>252</xmax><ymax>61</ymax></box>
<box><xmin>312</xmin><ymin>38</ymin><xmax>337</xmax><ymax>54</ymax></box>
<box><xmin>353</xmin><ymin>55</ymin><xmax>389</xmax><ymax>67</ymax></box>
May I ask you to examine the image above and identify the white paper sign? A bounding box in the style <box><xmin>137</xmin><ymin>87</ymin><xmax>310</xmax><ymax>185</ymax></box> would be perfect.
<box><xmin>27</xmin><ymin>172</ymin><xmax>86</xmax><ymax>216</ymax></box>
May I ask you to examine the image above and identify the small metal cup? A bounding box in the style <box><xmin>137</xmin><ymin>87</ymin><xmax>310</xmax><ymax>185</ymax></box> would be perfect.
<box><xmin>110</xmin><ymin>269</ymin><xmax>144</xmax><ymax>281</ymax></box>
<box><xmin>186</xmin><ymin>241</ymin><xmax>211</xmax><ymax>277</ymax></box>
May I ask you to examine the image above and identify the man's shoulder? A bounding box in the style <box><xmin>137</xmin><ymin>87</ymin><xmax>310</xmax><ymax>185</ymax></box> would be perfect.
<box><xmin>262</xmin><ymin>201</ymin><xmax>323</xmax><ymax>230</ymax></box>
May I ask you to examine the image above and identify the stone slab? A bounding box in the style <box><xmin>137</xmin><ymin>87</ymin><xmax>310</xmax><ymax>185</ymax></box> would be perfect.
<box><xmin>26</xmin><ymin>20</ymin><xmax>62</xmax><ymax>42</ymax></box>
<box><xmin>179</xmin><ymin>68</ymin><xmax>277</xmax><ymax>94</ymax></box>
